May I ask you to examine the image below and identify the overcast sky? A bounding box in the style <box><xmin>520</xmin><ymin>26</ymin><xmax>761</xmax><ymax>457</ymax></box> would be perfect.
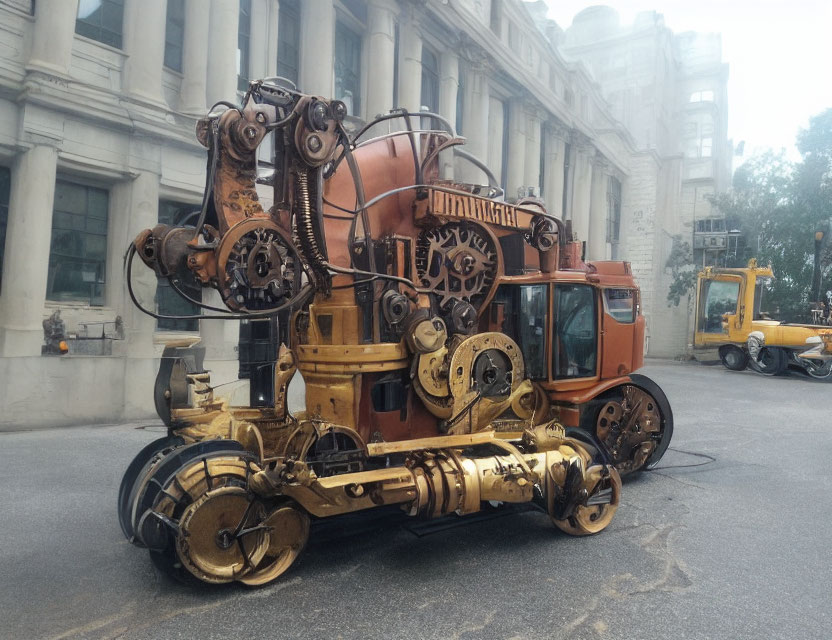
<box><xmin>544</xmin><ymin>0</ymin><xmax>832</xmax><ymax>164</ymax></box>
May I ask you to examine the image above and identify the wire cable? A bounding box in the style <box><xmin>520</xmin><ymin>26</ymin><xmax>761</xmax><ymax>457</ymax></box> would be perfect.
<box><xmin>125</xmin><ymin>243</ymin><xmax>314</xmax><ymax>321</ymax></box>
<box><xmin>647</xmin><ymin>447</ymin><xmax>716</xmax><ymax>471</ymax></box>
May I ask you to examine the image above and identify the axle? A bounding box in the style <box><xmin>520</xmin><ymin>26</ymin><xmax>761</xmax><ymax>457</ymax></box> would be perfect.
<box><xmin>125</xmin><ymin>426</ymin><xmax>620</xmax><ymax>585</ymax></box>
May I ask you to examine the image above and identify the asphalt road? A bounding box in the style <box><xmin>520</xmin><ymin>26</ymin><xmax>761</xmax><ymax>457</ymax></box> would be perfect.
<box><xmin>1</xmin><ymin>361</ymin><xmax>830</xmax><ymax>640</ymax></box>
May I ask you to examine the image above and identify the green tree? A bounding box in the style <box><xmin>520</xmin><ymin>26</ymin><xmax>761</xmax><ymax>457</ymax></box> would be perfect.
<box><xmin>679</xmin><ymin>108</ymin><xmax>832</xmax><ymax>322</ymax></box>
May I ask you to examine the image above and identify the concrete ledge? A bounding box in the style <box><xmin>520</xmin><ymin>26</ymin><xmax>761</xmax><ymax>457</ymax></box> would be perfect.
<box><xmin>0</xmin><ymin>355</ymin><xmax>136</xmax><ymax>431</ymax></box>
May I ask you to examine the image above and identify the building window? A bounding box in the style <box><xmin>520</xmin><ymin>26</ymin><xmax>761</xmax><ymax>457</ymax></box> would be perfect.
<box><xmin>695</xmin><ymin>218</ymin><xmax>726</xmax><ymax>233</ymax></box>
<box><xmin>490</xmin><ymin>0</ymin><xmax>502</xmax><ymax>35</ymax></box>
<box><xmin>47</xmin><ymin>180</ymin><xmax>109</xmax><ymax>305</ymax></box>
<box><xmin>76</xmin><ymin>0</ymin><xmax>124</xmax><ymax>49</ymax></box>
<box><xmin>420</xmin><ymin>46</ymin><xmax>439</xmax><ymax>113</ymax></box>
<box><xmin>334</xmin><ymin>21</ymin><xmax>362</xmax><ymax>116</ymax></box>
<box><xmin>156</xmin><ymin>201</ymin><xmax>201</xmax><ymax>332</ymax></box>
<box><xmin>237</xmin><ymin>0</ymin><xmax>252</xmax><ymax>92</ymax></box>
<box><xmin>277</xmin><ymin>0</ymin><xmax>300</xmax><ymax>86</ymax></box>
<box><xmin>564</xmin><ymin>88</ymin><xmax>574</xmax><ymax>108</ymax></box>
<box><xmin>0</xmin><ymin>166</ymin><xmax>9</xmax><ymax>294</ymax></box>
<box><xmin>164</xmin><ymin>0</ymin><xmax>185</xmax><ymax>72</ymax></box>
<box><xmin>700</xmin><ymin>137</ymin><xmax>713</xmax><ymax>158</ymax></box>
<box><xmin>690</xmin><ymin>90</ymin><xmax>714</xmax><ymax>103</ymax></box>
<box><xmin>508</xmin><ymin>21</ymin><xmax>519</xmax><ymax>52</ymax></box>
<box><xmin>549</xmin><ymin>69</ymin><xmax>558</xmax><ymax>96</ymax></box>
<box><xmin>607</xmin><ymin>176</ymin><xmax>622</xmax><ymax>258</ymax></box>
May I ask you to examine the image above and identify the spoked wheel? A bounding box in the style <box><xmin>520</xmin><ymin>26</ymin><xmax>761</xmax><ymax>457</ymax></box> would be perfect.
<box><xmin>175</xmin><ymin>486</ymin><xmax>270</xmax><ymax>584</ymax></box>
<box><xmin>126</xmin><ymin>440</ymin><xmax>247</xmax><ymax>548</ymax></box>
<box><xmin>118</xmin><ymin>435</ymin><xmax>184</xmax><ymax>541</ymax></box>
<box><xmin>127</xmin><ymin>440</ymin><xmax>309</xmax><ymax>586</ymax></box>
<box><xmin>552</xmin><ymin>466</ymin><xmax>622</xmax><ymax>536</ymax></box>
<box><xmin>578</xmin><ymin>374</ymin><xmax>673</xmax><ymax>476</ymax></box>
<box><xmin>719</xmin><ymin>345</ymin><xmax>749</xmax><ymax>371</ymax></box>
<box><xmin>802</xmin><ymin>358</ymin><xmax>832</xmax><ymax>380</ymax></box>
<box><xmin>749</xmin><ymin>346</ymin><xmax>788</xmax><ymax>376</ymax></box>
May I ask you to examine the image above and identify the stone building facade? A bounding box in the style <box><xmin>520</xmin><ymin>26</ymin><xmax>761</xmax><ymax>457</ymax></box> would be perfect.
<box><xmin>0</xmin><ymin>0</ymin><xmax>729</xmax><ymax>428</ymax></box>
<box><xmin>560</xmin><ymin>6</ymin><xmax>732</xmax><ymax>356</ymax></box>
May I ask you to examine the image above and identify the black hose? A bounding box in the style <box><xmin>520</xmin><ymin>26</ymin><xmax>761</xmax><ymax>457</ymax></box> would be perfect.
<box><xmin>192</xmin><ymin>120</ymin><xmax>220</xmax><ymax>242</ymax></box>
<box><xmin>125</xmin><ymin>243</ymin><xmax>314</xmax><ymax>321</ymax></box>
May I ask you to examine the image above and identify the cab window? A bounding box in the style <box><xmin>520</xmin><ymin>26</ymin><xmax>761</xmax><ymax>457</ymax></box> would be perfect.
<box><xmin>553</xmin><ymin>284</ymin><xmax>597</xmax><ymax>379</ymax></box>
<box><xmin>603</xmin><ymin>288</ymin><xmax>636</xmax><ymax>323</ymax></box>
<box><xmin>489</xmin><ymin>284</ymin><xmax>547</xmax><ymax>379</ymax></box>
<box><xmin>700</xmin><ymin>280</ymin><xmax>739</xmax><ymax>333</ymax></box>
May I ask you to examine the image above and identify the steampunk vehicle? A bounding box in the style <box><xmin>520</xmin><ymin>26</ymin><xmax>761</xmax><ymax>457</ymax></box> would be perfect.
<box><xmin>119</xmin><ymin>78</ymin><xmax>673</xmax><ymax>586</ymax></box>
<box><xmin>694</xmin><ymin>260</ymin><xmax>832</xmax><ymax>378</ymax></box>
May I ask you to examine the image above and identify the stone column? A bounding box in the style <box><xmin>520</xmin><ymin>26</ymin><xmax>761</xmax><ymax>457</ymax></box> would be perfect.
<box><xmin>0</xmin><ymin>146</ymin><xmax>59</xmax><ymax>357</ymax></box>
<box><xmin>180</xmin><ymin>0</ymin><xmax>211</xmax><ymax>114</ymax></box>
<box><xmin>458</xmin><ymin>67</ymin><xmax>489</xmax><ymax>184</ymax></box>
<box><xmin>122</xmin><ymin>172</ymin><xmax>165</xmax><ymax>417</ymax></box>
<box><xmin>438</xmin><ymin>51</ymin><xmax>459</xmax><ymax>179</ymax></box>
<box><xmin>571</xmin><ymin>142</ymin><xmax>594</xmax><ymax>247</ymax></box>
<box><xmin>524</xmin><ymin>112</ymin><xmax>541</xmax><ymax>198</ymax></box>
<box><xmin>27</xmin><ymin>0</ymin><xmax>79</xmax><ymax>76</ymax></box>
<box><xmin>266</xmin><ymin>0</ymin><xmax>280</xmax><ymax>78</ymax></box>
<box><xmin>439</xmin><ymin>51</ymin><xmax>459</xmax><ymax>126</ymax></box>
<box><xmin>123</xmin><ymin>172</ymin><xmax>160</xmax><ymax>359</ymax></box>
<box><xmin>542</xmin><ymin>124</ymin><xmax>567</xmax><ymax>217</ymax></box>
<box><xmin>207</xmin><ymin>0</ymin><xmax>240</xmax><ymax>107</ymax></box>
<box><xmin>123</xmin><ymin>0</ymin><xmax>168</xmax><ymax>104</ymax></box>
<box><xmin>505</xmin><ymin>100</ymin><xmax>526</xmax><ymax>202</ymax></box>
<box><xmin>365</xmin><ymin>1</ymin><xmax>396</xmax><ymax>119</ymax></box>
<box><xmin>486</xmin><ymin>97</ymin><xmax>504</xmax><ymax>186</ymax></box>
<box><xmin>249</xmin><ymin>0</ymin><xmax>271</xmax><ymax>81</ymax></box>
<box><xmin>397</xmin><ymin>24</ymin><xmax>422</xmax><ymax>113</ymax></box>
<box><xmin>588</xmin><ymin>159</ymin><xmax>608</xmax><ymax>261</ymax></box>
<box><xmin>299</xmin><ymin>0</ymin><xmax>335</xmax><ymax>97</ymax></box>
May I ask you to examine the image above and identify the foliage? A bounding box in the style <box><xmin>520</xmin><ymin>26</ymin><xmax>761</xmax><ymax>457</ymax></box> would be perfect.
<box><xmin>688</xmin><ymin>109</ymin><xmax>832</xmax><ymax>321</ymax></box>
<box><xmin>665</xmin><ymin>236</ymin><xmax>697</xmax><ymax>307</ymax></box>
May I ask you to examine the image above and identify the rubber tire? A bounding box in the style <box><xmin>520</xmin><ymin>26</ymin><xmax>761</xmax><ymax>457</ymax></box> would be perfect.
<box><xmin>629</xmin><ymin>374</ymin><xmax>674</xmax><ymax>471</ymax></box>
<box><xmin>719</xmin><ymin>345</ymin><xmax>749</xmax><ymax>371</ymax></box>
<box><xmin>803</xmin><ymin>359</ymin><xmax>832</xmax><ymax>380</ymax></box>
<box><xmin>572</xmin><ymin>374</ymin><xmax>673</xmax><ymax>475</ymax></box>
<box><xmin>127</xmin><ymin>440</ymin><xmax>247</xmax><ymax>548</ymax></box>
<box><xmin>751</xmin><ymin>346</ymin><xmax>788</xmax><ymax>376</ymax></box>
<box><xmin>118</xmin><ymin>435</ymin><xmax>184</xmax><ymax>541</ymax></box>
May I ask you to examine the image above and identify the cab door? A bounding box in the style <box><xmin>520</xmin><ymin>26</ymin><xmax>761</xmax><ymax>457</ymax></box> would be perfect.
<box><xmin>550</xmin><ymin>283</ymin><xmax>601</xmax><ymax>389</ymax></box>
<box><xmin>694</xmin><ymin>273</ymin><xmax>743</xmax><ymax>346</ymax></box>
<box><xmin>600</xmin><ymin>288</ymin><xmax>637</xmax><ymax>377</ymax></box>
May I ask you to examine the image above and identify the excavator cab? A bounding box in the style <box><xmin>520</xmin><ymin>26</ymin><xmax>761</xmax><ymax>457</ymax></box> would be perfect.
<box><xmin>694</xmin><ymin>262</ymin><xmax>778</xmax><ymax>348</ymax></box>
<box><xmin>694</xmin><ymin>271</ymin><xmax>744</xmax><ymax>344</ymax></box>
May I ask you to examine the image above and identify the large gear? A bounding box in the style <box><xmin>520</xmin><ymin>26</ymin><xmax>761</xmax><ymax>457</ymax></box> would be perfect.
<box><xmin>216</xmin><ymin>219</ymin><xmax>300</xmax><ymax>311</ymax></box>
<box><xmin>415</xmin><ymin>222</ymin><xmax>498</xmax><ymax>311</ymax></box>
<box><xmin>595</xmin><ymin>385</ymin><xmax>662</xmax><ymax>474</ymax></box>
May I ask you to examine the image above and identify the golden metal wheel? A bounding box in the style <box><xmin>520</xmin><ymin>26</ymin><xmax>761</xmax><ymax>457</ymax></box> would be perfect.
<box><xmin>239</xmin><ymin>504</ymin><xmax>310</xmax><ymax>586</ymax></box>
<box><xmin>552</xmin><ymin>466</ymin><xmax>622</xmax><ymax>536</ymax></box>
<box><xmin>176</xmin><ymin>486</ymin><xmax>270</xmax><ymax>583</ymax></box>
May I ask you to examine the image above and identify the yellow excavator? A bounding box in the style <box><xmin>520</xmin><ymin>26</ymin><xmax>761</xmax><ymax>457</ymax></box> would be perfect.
<box><xmin>693</xmin><ymin>259</ymin><xmax>832</xmax><ymax>379</ymax></box>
